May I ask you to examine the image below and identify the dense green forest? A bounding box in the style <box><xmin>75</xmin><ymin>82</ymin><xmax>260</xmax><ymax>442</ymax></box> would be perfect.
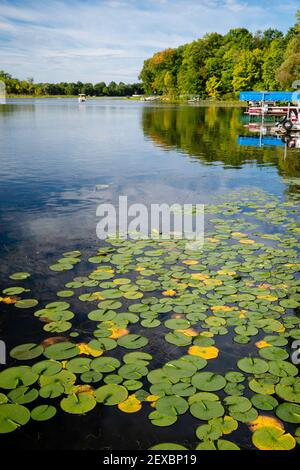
<box><xmin>139</xmin><ymin>10</ymin><xmax>300</xmax><ymax>99</ymax></box>
<box><xmin>0</xmin><ymin>72</ymin><xmax>143</xmax><ymax>97</ymax></box>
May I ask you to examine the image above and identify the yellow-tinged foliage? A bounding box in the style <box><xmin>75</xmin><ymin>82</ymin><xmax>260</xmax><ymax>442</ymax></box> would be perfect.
<box><xmin>211</xmin><ymin>305</ymin><xmax>233</xmax><ymax>312</ymax></box>
<box><xmin>176</xmin><ymin>328</ymin><xmax>199</xmax><ymax>337</ymax></box>
<box><xmin>188</xmin><ymin>345</ymin><xmax>219</xmax><ymax>359</ymax></box>
<box><xmin>78</xmin><ymin>343</ymin><xmax>103</xmax><ymax>357</ymax></box>
<box><xmin>191</xmin><ymin>273</ymin><xmax>209</xmax><ymax>281</ymax></box>
<box><xmin>255</xmin><ymin>340</ymin><xmax>272</xmax><ymax>349</ymax></box>
<box><xmin>248</xmin><ymin>415</ymin><xmax>284</xmax><ymax>432</ymax></box>
<box><xmin>109</xmin><ymin>328</ymin><xmax>129</xmax><ymax>339</ymax></box>
<box><xmin>0</xmin><ymin>296</ymin><xmax>18</xmax><ymax>304</ymax></box>
<box><xmin>182</xmin><ymin>260</ymin><xmax>199</xmax><ymax>265</ymax></box>
<box><xmin>162</xmin><ymin>289</ymin><xmax>177</xmax><ymax>296</ymax></box>
<box><xmin>118</xmin><ymin>394</ymin><xmax>142</xmax><ymax>413</ymax></box>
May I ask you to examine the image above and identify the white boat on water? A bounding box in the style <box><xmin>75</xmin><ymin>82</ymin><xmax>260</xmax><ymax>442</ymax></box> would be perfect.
<box><xmin>78</xmin><ymin>93</ymin><xmax>86</xmax><ymax>103</ymax></box>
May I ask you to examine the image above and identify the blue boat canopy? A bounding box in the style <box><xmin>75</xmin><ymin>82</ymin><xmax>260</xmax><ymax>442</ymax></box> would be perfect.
<box><xmin>240</xmin><ymin>91</ymin><xmax>294</xmax><ymax>102</ymax></box>
<box><xmin>238</xmin><ymin>136</ymin><xmax>285</xmax><ymax>148</ymax></box>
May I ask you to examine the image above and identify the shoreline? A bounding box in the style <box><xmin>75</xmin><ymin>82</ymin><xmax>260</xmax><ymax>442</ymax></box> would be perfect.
<box><xmin>6</xmin><ymin>95</ymin><xmax>246</xmax><ymax>106</ymax></box>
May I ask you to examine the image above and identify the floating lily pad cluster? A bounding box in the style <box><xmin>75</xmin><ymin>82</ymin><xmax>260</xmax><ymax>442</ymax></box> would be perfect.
<box><xmin>0</xmin><ymin>190</ymin><xmax>299</xmax><ymax>450</ymax></box>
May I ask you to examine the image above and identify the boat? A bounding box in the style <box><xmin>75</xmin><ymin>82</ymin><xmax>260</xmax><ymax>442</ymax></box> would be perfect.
<box><xmin>78</xmin><ymin>93</ymin><xmax>86</xmax><ymax>103</ymax></box>
<box><xmin>240</xmin><ymin>91</ymin><xmax>300</xmax><ymax>132</ymax></box>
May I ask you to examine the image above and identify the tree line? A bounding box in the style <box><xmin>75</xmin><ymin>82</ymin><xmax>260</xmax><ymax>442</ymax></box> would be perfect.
<box><xmin>0</xmin><ymin>73</ymin><xmax>144</xmax><ymax>97</ymax></box>
<box><xmin>139</xmin><ymin>10</ymin><xmax>300</xmax><ymax>99</ymax></box>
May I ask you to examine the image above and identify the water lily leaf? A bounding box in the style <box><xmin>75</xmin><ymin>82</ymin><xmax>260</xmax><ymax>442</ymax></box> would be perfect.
<box><xmin>91</xmin><ymin>357</ymin><xmax>120</xmax><ymax>373</ymax></box>
<box><xmin>165</xmin><ymin>319</ymin><xmax>190</xmax><ymax>330</ymax></box>
<box><xmin>32</xmin><ymin>360</ymin><xmax>62</xmax><ymax>376</ymax></box>
<box><xmin>172</xmin><ymin>382</ymin><xmax>196</xmax><ymax>397</ymax></box>
<box><xmin>163</xmin><ymin>360</ymin><xmax>197</xmax><ymax>379</ymax></box>
<box><xmin>81</xmin><ymin>371</ymin><xmax>103</xmax><ymax>384</ymax></box>
<box><xmin>141</xmin><ymin>318</ymin><xmax>160</xmax><ymax>328</ymax></box>
<box><xmin>276</xmin><ymin>402</ymin><xmax>300</xmax><ymax>423</ymax></box>
<box><xmin>9</xmin><ymin>272</ymin><xmax>30</xmax><ymax>280</ymax></box>
<box><xmin>165</xmin><ymin>331</ymin><xmax>192</xmax><ymax>346</ymax></box>
<box><xmin>123</xmin><ymin>380</ymin><xmax>143</xmax><ymax>391</ymax></box>
<box><xmin>10</xmin><ymin>343</ymin><xmax>43</xmax><ymax>361</ymax></box>
<box><xmin>0</xmin><ymin>366</ymin><xmax>38</xmax><ymax>389</ymax></box>
<box><xmin>56</xmin><ymin>290</ymin><xmax>74</xmax><ymax>298</ymax></box>
<box><xmin>0</xmin><ymin>404</ymin><xmax>30</xmax><ymax>433</ymax></box>
<box><xmin>192</xmin><ymin>372</ymin><xmax>226</xmax><ymax>391</ymax></box>
<box><xmin>31</xmin><ymin>405</ymin><xmax>56</xmax><ymax>421</ymax></box>
<box><xmin>268</xmin><ymin>360</ymin><xmax>298</xmax><ymax>378</ymax></box>
<box><xmin>118</xmin><ymin>394</ymin><xmax>142</xmax><ymax>413</ymax></box>
<box><xmin>156</xmin><ymin>395</ymin><xmax>188</xmax><ymax>416</ymax></box>
<box><xmin>225</xmin><ymin>372</ymin><xmax>245</xmax><ymax>383</ymax></box>
<box><xmin>275</xmin><ymin>378</ymin><xmax>300</xmax><ymax>403</ymax></box>
<box><xmin>117</xmin><ymin>334</ymin><xmax>148</xmax><ymax>349</ymax></box>
<box><xmin>252</xmin><ymin>426</ymin><xmax>296</xmax><ymax>450</ymax></box>
<box><xmin>150</xmin><ymin>443</ymin><xmax>188</xmax><ymax>450</ymax></box>
<box><xmin>149</xmin><ymin>410</ymin><xmax>177</xmax><ymax>426</ymax></box>
<box><xmin>2</xmin><ymin>287</ymin><xmax>26</xmax><ymax>296</ymax></box>
<box><xmin>8</xmin><ymin>386</ymin><xmax>38</xmax><ymax>404</ymax></box>
<box><xmin>15</xmin><ymin>299</ymin><xmax>38</xmax><ymax>309</ymax></box>
<box><xmin>259</xmin><ymin>347</ymin><xmax>289</xmax><ymax>361</ymax></box>
<box><xmin>95</xmin><ymin>384</ymin><xmax>128</xmax><ymax>405</ymax></box>
<box><xmin>248</xmin><ymin>415</ymin><xmax>284</xmax><ymax>432</ymax></box>
<box><xmin>88</xmin><ymin>309</ymin><xmax>117</xmax><ymax>321</ymax></box>
<box><xmin>66</xmin><ymin>358</ymin><xmax>92</xmax><ymax>373</ymax></box>
<box><xmin>61</xmin><ymin>392</ymin><xmax>96</xmax><ymax>414</ymax></box>
<box><xmin>237</xmin><ymin>358</ymin><xmax>269</xmax><ymax>374</ymax></box>
<box><xmin>188</xmin><ymin>345</ymin><xmax>219</xmax><ymax>360</ymax></box>
<box><xmin>123</xmin><ymin>352</ymin><xmax>152</xmax><ymax>365</ymax></box>
<box><xmin>43</xmin><ymin>342</ymin><xmax>80</xmax><ymax>360</ymax></box>
<box><xmin>251</xmin><ymin>394</ymin><xmax>278</xmax><ymax>411</ymax></box>
<box><xmin>225</xmin><ymin>396</ymin><xmax>252</xmax><ymax>413</ymax></box>
<box><xmin>44</xmin><ymin>321</ymin><xmax>72</xmax><ymax>333</ymax></box>
<box><xmin>190</xmin><ymin>399</ymin><xmax>224</xmax><ymax>420</ymax></box>
<box><xmin>248</xmin><ymin>379</ymin><xmax>275</xmax><ymax>395</ymax></box>
<box><xmin>119</xmin><ymin>364</ymin><xmax>148</xmax><ymax>380</ymax></box>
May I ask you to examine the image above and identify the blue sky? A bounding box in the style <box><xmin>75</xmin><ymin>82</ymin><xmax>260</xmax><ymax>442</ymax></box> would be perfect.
<box><xmin>0</xmin><ymin>0</ymin><xmax>298</xmax><ymax>83</ymax></box>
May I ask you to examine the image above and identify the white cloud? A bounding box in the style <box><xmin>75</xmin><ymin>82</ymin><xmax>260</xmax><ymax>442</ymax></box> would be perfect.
<box><xmin>0</xmin><ymin>0</ymin><xmax>297</xmax><ymax>83</ymax></box>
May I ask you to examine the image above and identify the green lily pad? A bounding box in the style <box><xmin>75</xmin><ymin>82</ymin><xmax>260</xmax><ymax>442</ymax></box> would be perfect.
<box><xmin>8</xmin><ymin>386</ymin><xmax>38</xmax><ymax>404</ymax></box>
<box><xmin>31</xmin><ymin>405</ymin><xmax>57</xmax><ymax>421</ymax></box>
<box><xmin>10</xmin><ymin>343</ymin><xmax>43</xmax><ymax>361</ymax></box>
<box><xmin>61</xmin><ymin>392</ymin><xmax>96</xmax><ymax>414</ymax></box>
<box><xmin>15</xmin><ymin>299</ymin><xmax>38</xmax><ymax>309</ymax></box>
<box><xmin>9</xmin><ymin>272</ymin><xmax>30</xmax><ymax>280</ymax></box>
<box><xmin>91</xmin><ymin>357</ymin><xmax>120</xmax><ymax>373</ymax></box>
<box><xmin>32</xmin><ymin>360</ymin><xmax>62</xmax><ymax>376</ymax></box>
<box><xmin>0</xmin><ymin>366</ymin><xmax>38</xmax><ymax>389</ymax></box>
<box><xmin>192</xmin><ymin>372</ymin><xmax>226</xmax><ymax>391</ymax></box>
<box><xmin>117</xmin><ymin>334</ymin><xmax>148</xmax><ymax>349</ymax></box>
<box><xmin>250</xmin><ymin>394</ymin><xmax>278</xmax><ymax>410</ymax></box>
<box><xmin>149</xmin><ymin>411</ymin><xmax>177</xmax><ymax>427</ymax></box>
<box><xmin>95</xmin><ymin>384</ymin><xmax>128</xmax><ymax>405</ymax></box>
<box><xmin>0</xmin><ymin>404</ymin><xmax>30</xmax><ymax>433</ymax></box>
<box><xmin>150</xmin><ymin>443</ymin><xmax>188</xmax><ymax>450</ymax></box>
<box><xmin>252</xmin><ymin>426</ymin><xmax>296</xmax><ymax>450</ymax></box>
<box><xmin>276</xmin><ymin>403</ymin><xmax>300</xmax><ymax>423</ymax></box>
<box><xmin>43</xmin><ymin>342</ymin><xmax>80</xmax><ymax>360</ymax></box>
<box><xmin>155</xmin><ymin>395</ymin><xmax>188</xmax><ymax>416</ymax></box>
<box><xmin>237</xmin><ymin>357</ymin><xmax>269</xmax><ymax>374</ymax></box>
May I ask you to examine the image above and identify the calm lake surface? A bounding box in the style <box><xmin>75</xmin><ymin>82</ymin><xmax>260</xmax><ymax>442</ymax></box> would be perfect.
<box><xmin>0</xmin><ymin>99</ymin><xmax>299</xmax><ymax>450</ymax></box>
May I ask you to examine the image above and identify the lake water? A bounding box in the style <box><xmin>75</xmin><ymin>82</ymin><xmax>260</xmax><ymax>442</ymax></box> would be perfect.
<box><xmin>0</xmin><ymin>99</ymin><xmax>299</xmax><ymax>450</ymax></box>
